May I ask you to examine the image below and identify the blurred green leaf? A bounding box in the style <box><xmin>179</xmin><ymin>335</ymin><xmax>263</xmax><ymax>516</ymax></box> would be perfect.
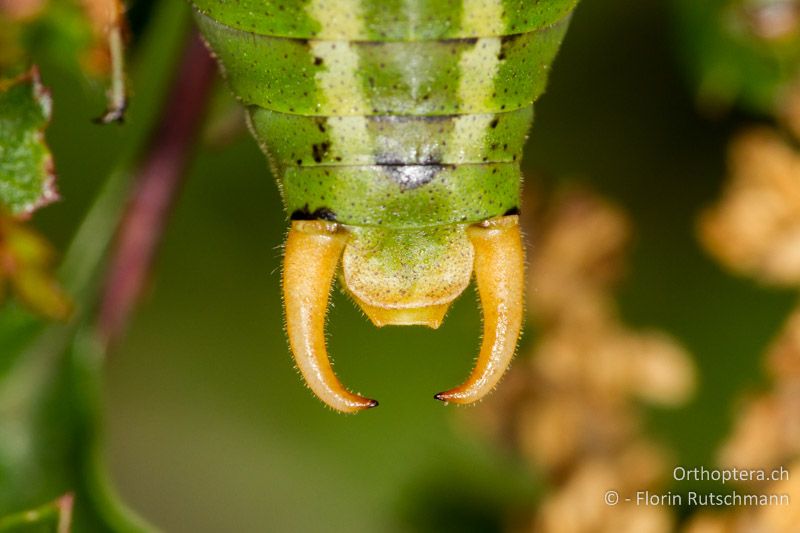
<box><xmin>2</xmin><ymin>0</ymin><xmax>129</xmax><ymax>124</ymax></box>
<box><xmin>0</xmin><ymin>68</ymin><xmax>70</xmax><ymax>321</ymax></box>
<box><xmin>0</xmin><ymin>68</ymin><xmax>56</xmax><ymax>216</ymax></box>
<box><xmin>1</xmin><ymin>0</ymin><xmax>108</xmax><ymax>77</ymax></box>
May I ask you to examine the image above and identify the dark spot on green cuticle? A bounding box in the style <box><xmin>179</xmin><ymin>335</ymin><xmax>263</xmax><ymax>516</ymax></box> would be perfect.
<box><xmin>314</xmin><ymin>57</ymin><xmax>323</xmax><ymax>66</ymax></box>
<box><xmin>460</xmin><ymin>37</ymin><xmax>479</xmax><ymax>46</ymax></box>
<box><xmin>490</xmin><ymin>118</ymin><xmax>500</xmax><ymax>128</ymax></box>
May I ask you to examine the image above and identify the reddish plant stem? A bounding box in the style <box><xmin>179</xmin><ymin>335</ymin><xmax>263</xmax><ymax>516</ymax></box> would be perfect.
<box><xmin>97</xmin><ymin>32</ymin><xmax>216</xmax><ymax>347</ymax></box>
<box><xmin>56</xmin><ymin>493</ymin><xmax>74</xmax><ymax>533</ymax></box>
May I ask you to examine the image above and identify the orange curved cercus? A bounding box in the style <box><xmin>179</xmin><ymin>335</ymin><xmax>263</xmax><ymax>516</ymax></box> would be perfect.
<box><xmin>282</xmin><ymin>220</ymin><xmax>378</xmax><ymax>413</ymax></box>
<box><xmin>435</xmin><ymin>215</ymin><xmax>524</xmax><ymax>405</ymax></box>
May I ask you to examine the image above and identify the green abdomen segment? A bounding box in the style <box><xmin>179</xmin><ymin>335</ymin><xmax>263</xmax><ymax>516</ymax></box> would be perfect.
<box><xmin>192</xmin><ymin>0</ymin><xmax>577</xmax><ymax>228</ymax></box>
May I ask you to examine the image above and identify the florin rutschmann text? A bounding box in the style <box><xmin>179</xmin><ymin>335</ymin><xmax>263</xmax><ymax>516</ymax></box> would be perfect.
<box><xmin>603</xmin><ymin>466</ymin><xmax>792</xmax><ymax>508</ymax></box>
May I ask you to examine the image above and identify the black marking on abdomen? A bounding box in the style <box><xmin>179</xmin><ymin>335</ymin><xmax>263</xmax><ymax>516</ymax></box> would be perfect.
<box><xmin>311</xmin><ymin>142</ymin><xmax>330</xmax><ymax>163</ymax></box>
<box><xmin>291</xmin><ymin>205</ymin><xmax>337</xmax><ymax>221</ymax></box>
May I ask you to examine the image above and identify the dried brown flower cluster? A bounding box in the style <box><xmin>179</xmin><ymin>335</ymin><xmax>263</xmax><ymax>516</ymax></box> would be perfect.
<box><xmin>476</xmin><ymin>189</ymin><xmax>696</xmax><ymax>533</ymax></box>
<box><xmin>700</xmin><ymin>128</ymin><xmax>800</xmax><ymax>285</ymax></box>
<box><xmin>687</xmin><ymin>89</ymin><xmax>800</xmax><ymax>531</ymax></box>
<box><xmin>684</xmin><ymin>305</ymin><xmax>800</xmax><ymax>532</ymax></box>
<box><xmin>719</xmin><ymin>309</ymin><xmax>800</xmax><ymax>472</ymax></box>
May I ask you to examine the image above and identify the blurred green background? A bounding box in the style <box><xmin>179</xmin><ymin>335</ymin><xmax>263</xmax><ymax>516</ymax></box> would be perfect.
<box><xmin>16</xmin><ymin>0</ymin><xmax>798</xmax><ymax>530</ymax></box>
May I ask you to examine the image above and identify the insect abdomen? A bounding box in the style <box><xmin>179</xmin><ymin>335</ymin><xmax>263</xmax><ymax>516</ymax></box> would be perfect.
<box><xmin>193</xmin><ymin>0</ymin><xmax>577</xmax><ymax>229</ymax></box>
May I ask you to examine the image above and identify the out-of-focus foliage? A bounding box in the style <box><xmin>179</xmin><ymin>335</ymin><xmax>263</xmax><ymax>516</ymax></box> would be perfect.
<box><xmin>1</xmin><ymin>0</ymin><xmax>128</xmax><ymax>123</ymax></box>
<box><xmin>0</xmin><ymin>0</ymin><xmax>190</xmax><ymax>529</ymax></box>
<box><xmin>674</xmin><ymin>0</ymin><xmax>800</xmax><ymax>530</ymax></box>
<box><xmin>0</xmin><ymin>50</ymin><xmax>71</xmax><ymax>322</ymax></box>
<box><xmin>1</xmin><ymin>0</ymin><xmax>116</xmax><ymax>77</ymax></box>
<box><xmin>0</xmin><ymin>69</ymin><xmax>56</xmax><ymax>216</ymax></box>
<box><xmin>676</xmin><ymin>0</ymin><xmax>800</xmax><ymax>113</ymax></box>
<box><xmin>0</xmin><ymin>0</ymin><xmax>123</xmax><ymax>321</ymax></box>
<box><xmin>0</xmin><ymin>320</ymin><xmax>128</xmax><ymax>532</ymax></box>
